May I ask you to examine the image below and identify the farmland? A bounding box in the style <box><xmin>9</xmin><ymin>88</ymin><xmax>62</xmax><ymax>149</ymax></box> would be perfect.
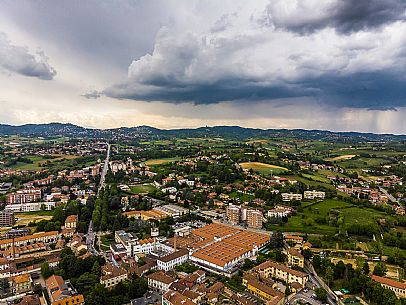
<box><xmin>239</xmin><ymin>162</ymin><xmax>288</xmax><ymax>175</ymax></box>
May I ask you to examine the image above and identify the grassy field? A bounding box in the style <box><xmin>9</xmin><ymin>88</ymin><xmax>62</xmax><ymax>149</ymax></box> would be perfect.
<box><xmin>272</xmin><ymin>199</ymin><xmax>383</xmax><ymax>234</ymax></box>
<box><xmin>144</xmin><ymin>157</ymin><xmax>181</xmax><ymax>166</ymax></box>
<box><xmin>239</xmin><ymin>162</ymin><xmax>288</xmax><ymax>175</ymax></box>
<box><xmin>10</xmin><ymin>154</ymin><xmax>80</xmax><ymax>171</ymax></box>
<box><xmin>15</xmin><ymin>213</ymin><xmax>53</xmax><ymax>226</ymax></box>
<box><xmin>130</xmin><ymin>184</ymin><xmax>156</xmax><ymax>194</ymax></box>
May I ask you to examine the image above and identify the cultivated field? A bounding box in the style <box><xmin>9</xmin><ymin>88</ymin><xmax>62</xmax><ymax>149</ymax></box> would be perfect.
<box><xmin>239</xmin><ymin>162</ymin><xmax>288</xmax><ymax>174</ymax></box>
<box><xmin>144</xmin><ymin>157</ymin><xmax>181</xmax><ymax>166</ymax></box>
<box><xmin>326</xmin><ymin>154</ymin><xmax>356</xmax><ymax>161</ymax></box>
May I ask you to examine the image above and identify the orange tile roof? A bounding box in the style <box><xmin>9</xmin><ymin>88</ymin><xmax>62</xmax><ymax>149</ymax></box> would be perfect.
<box><xmin>51</xmin><ymin>295</ymin><xmax>84</xmax><ymax>305</ymax></box>
<box><xmin>372</xmin><ymin>275</ymin><xmax>406</xmax><ymax>290</ymax></box>
<box><xmin>65</xmin><ymin>215</ymin><xmax>78</xmax><ymax>223</ymax></box>
<box><xmin>255</xmin><ymin>260</ymin><xmax>306</xmax><ymax>278</ymax></box>
<box><xmin>163</xmin><ymin>290</ymin><xmax>196</xmax><ymax>305</ymax></box>
<box><xmin>0</xmin><ymin>231</ymin><xmax>59</xmax><ymax>246</ymax></box>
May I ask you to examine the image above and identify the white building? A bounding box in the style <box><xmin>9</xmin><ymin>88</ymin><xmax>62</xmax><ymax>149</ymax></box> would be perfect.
<box><xmin>304</xmin><ymin>190</ymin><xmax>325</xmax><ymax>200</ymax></box>
<box><xmin>147</xmin><ymin>271</ymin><xmax>176</xmax><ymax>293</ymax></box>
<box><xmin>281</xmin><ymin>193</ymin><xmax>302</xmax><ymax>202</ymax></box>
<box><xmin>5</xmin><ymin>201</ymin><xmax>55</xmax><ymax>212</ymax></box>
<box><xmin>157</xmin><ymin>249</ymin><xmax>189</xmax><ymax>271</ymax></box>
<box><xmin>267</xmin><ymin>205</ymin><xmax>294</xmax><ymax>218</ymax></box>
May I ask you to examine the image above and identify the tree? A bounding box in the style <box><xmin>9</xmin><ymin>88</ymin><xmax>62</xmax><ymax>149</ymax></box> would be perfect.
<box><xmin>315</xmin><ymin>288</ymin><xmax>328</xmax><ymax>303</ymax></box>
<box><xmin>91</xmin><ymin>260</ymin><xmax>101</xmax><ymax>276</ymax></box>
<box><xmin>373</xmin><ymin>262</ymin><xmax>387</xmax><ymax>277</ymax></box>
<box><xmin>362</xmin><ymin>261</ymin><xmax>370</xmax><ymax>275</ymax></box>
<box><xmin>285</xmin><ymin>284</ymin><xmax>291</xmax><ymax>296</ymax></box>
<box><xmin>41</xmin><ymin>262</ymin><xmax>52</xmax><ymax>279</ymax></box>
<box><xmin>325</xmin><ymin>266</ymin><xmax>334</xmax><ymax>286</ymax></box>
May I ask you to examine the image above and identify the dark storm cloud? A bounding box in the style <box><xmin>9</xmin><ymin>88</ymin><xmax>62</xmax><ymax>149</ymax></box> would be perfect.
<box><xmin>104</xmin><ymin>79</ymin><xmax>317</xmax><ymax>104</ymax></box>
<box><xmin>260</xmin><ymin>0</ymin><xmax>406</xmax><ymax>34</ymax></box>
<box><xmin>104</xmin><ymin>70</ymin><xmax>406</xmax><ymax>110</ymax></box>
<box><xmin>0</xmin><ymin>33</ymin><xmax>56</xmax><ymax>80</ymax></box>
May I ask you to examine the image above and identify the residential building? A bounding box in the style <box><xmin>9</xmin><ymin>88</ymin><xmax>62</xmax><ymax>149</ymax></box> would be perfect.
<box><xmin>6</xmin><ymin>188</ymin><xmax>41</xmax><ymax>204</ymax></box>
<box><xmin>0</xmin><ymin>231</ymin><xmax>59</xmax><ymax>249</ymax></box>
<box><xmin>0</xmin><ymin>210</ymin><xmax>15</xmax><ymax>227</ymax></box>
<box><xmin>267</xmin><ymin>205</ymin><xmax>294</xmax><ymax>219</ymax></box>
<box><xmin>162</xmin><ymin>290</ymin><xmax>196</xmax><ymax>305</ymax></box>
<box><xmin>372</xmin><ymin>275</ymin><xmax>406</xmax><ymax>298</ymax></box>
<box><xmin>304</xmin><ymin>190</ymin><xmax>325</xmax><ymax>200</ymax></box>
<box><xmin>287</xmin><ymin>248</ymin><xmax>304</xmax><ymax>268</ymax></box>
<box><xmin>242</xmin><ymin>274</ymin><xmax>284</xmax><ymax>304</ymax></box>
<box><xmin>12</xmin><ymin>274</ymin><xmax>32</xmax><ymax>294</ymax></box>
<box><xmin>147</xmin><ymin>271</ymin><xmax>176</xmax><ymax>293</ymax></box>
<box><xmin>255</xmin><ymin>261</ymin><xmax>308</xmax><ymax>287</ymax></box>
<box><xmin>100</xmin><ymin>263</ymin><xmax>128</xmax><ymax>288</ymax></box>
<box><xmin>45</xmin><ymin>274</ymin><xmax>85</xmax><ymax>305</ymax></box>
<box><xmin>246</xmin><ymin>209</ymin><xmax>263</xmax><ymax>229</ymax></box>
<box><xmin>226</xmin><ymin>205</ymin><xmax>241</xmax><ymax>225</ymax></box>
<box><xmin>64</xmin><ymin>215</ymin><xmax>78</xmax><ymax>230</ymax></box>
<box><xmin>281</xmin><ymin>193</ymin><xmax>302</xmax><ymax>202</ymax></box>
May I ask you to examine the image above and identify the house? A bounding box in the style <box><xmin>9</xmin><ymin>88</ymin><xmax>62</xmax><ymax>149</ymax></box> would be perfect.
<box><xmin>242</xmin><ymin>274</ymin><xmax>284</xmax><ymax>304</ymax></box>
<box><xmin>45</xmin><ymin>274</ymin><xmax>85</xmax><ymax>305</ymax></box>
<box><xmin>64</xmin><ymin>215</ymin><xmax>78</xmax><ymax>230</ymax></box>
<box><xmin>100</xmin><ymin>263</ymin><xmax>128</xmax><ymax>288</ymax></box>
<box><xmin>12</xmin><ymin>274</ymin><xmax>32</xmax><ymax>293</ymax></box>
<box><xmin>162</xmin><ymin>290</ymin><xmax>196</xmax><ymax>305</ymax></box>
<box><xmin>284</xmin><ymin>235</ymin><xmax>303</xmax><ymax>245</ymax></box>
<box><xmin>255</xmin><ymin>261</ymin><xmax>308</xmax><ymax>287</ymax></box>
<box><xmin>371</xmin><ymin>275</ymin><xmax>406</xmax><ymax>298</ymax></box>
<box><xmin>287</xmin><ymin>248</ymin><xmax>304</xmax><ymax>268</ymax></box>
<box><xmin>147</xmin><ymin>271</ymin><xmax>176</xmax><ymax>293</ymax></box>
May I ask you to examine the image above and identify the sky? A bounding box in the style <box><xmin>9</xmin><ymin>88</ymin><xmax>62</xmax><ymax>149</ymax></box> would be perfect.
<box><xmin>0</xmin><ymin>0</ymin><xmax>406</xmax><ymax>133</ymax></box>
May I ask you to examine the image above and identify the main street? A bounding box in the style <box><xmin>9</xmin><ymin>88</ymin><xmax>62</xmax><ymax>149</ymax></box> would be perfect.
<box><xmin>86</xmin><ymin>142</ymin><xmax>110</xmax><ymax>255</ymax></box>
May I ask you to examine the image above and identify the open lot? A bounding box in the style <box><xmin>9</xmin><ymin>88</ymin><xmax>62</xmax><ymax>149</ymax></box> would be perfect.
<box><xmin>326</xmin><ymin>154</ymin><xmax>356</xmax><ymax>161</ymax></box>
<box><xmin>239</xmin><ymin>162</ymin><xmax>288</xmax><ymax>175</ymax></box>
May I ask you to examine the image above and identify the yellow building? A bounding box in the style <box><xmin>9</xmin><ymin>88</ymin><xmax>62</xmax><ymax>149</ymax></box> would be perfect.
<box><xmin>13</xmin><ymin>274</ymin><xmax>32</xmax><ymax>293</ymax></box>
<box><xmin>255</xmin><ymin>260</ymin><xmax>308</xmax><ymax>287</ymax></box>
<box><xmin>287</xmin><ymin>248</ymin><xmax>304</xmax><ymax>268</ymax></box>
<box><xmin>243</xmin><ymin>274</ymin><xmax>284</xmax><ymax>304</ymax></box>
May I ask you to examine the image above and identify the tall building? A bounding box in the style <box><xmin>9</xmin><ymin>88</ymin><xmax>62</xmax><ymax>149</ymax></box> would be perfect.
<box><xmin>247</xmin><ymin>209</ymin><xmax>263</xmax><ymax>229</ymax></box>
<box><xmin>6</xmin><ymin>188</ymin><xmax>41</xmax><ymax>204</ymax></box>
<box><xmin>0</xmin><ymin>211</ymin><xmax>15</xmax><ymax>227</ymax></box>
<box><xmin>226</xmin><ymin>205</ymin><xmax>241</xmax><ymax>225</ymax></box>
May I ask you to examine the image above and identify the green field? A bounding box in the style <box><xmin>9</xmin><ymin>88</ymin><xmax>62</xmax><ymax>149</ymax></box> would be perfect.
<box><xmin>271</xmin><ymin>199</ymin><xmax>384</xmax><ymax>234</ymax></box>
<box><xmin>130</xmin><ymin>184</ymin><xmax>156</xmax><ymax>194</ymax></box>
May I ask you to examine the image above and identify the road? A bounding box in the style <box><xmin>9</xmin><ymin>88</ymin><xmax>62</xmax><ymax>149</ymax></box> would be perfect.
<box><xmin>304</xmin><ymin>261</ymin><xmax>338</xmax><ymax>305</ymax></box>
<box><xmin>86</xmin><ymin>142</ymin><xmax>110</xmax><ymax>255</ymax></box>
<box><xmin>379</xmin><ymin>187</ymin><xmax>397</xmax><ymax>203</ymax></box>
<box><xmin>288</xmin><ymin>289</ymin><xmax>323</xmax><ymax>305</ymax></box>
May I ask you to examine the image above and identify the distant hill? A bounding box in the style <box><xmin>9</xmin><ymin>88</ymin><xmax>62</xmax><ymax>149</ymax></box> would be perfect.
<box><xmin>0</xmin><ymin>122</ymin><xmax>405</xmax><ymax>142</ymax></box>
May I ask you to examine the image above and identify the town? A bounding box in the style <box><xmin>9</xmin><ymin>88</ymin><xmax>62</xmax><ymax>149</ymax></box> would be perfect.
<box><xmin>0</xmin><ymin>130</ymin><xmax>405</xmax><ymax>305</ymax></box>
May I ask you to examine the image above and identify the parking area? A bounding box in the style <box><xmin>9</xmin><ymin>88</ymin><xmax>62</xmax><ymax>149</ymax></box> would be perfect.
<box><xmin>131</xmin><ymin>291</ymin><xmax>161</xmax><ymax>305</ymax></box>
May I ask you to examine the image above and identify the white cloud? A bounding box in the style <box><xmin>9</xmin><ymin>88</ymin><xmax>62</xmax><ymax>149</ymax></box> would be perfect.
<box><xmin>0</xmin><ymin>32</ymin><xmax>56</xmax><ymax>79</ymax></box>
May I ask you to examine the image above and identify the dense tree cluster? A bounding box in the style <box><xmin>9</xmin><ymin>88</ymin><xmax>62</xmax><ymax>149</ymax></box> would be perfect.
<box><xmin>313</xmin><ymin>255</ymin><xmax>403</xmax><ymax>305</ymax></box>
